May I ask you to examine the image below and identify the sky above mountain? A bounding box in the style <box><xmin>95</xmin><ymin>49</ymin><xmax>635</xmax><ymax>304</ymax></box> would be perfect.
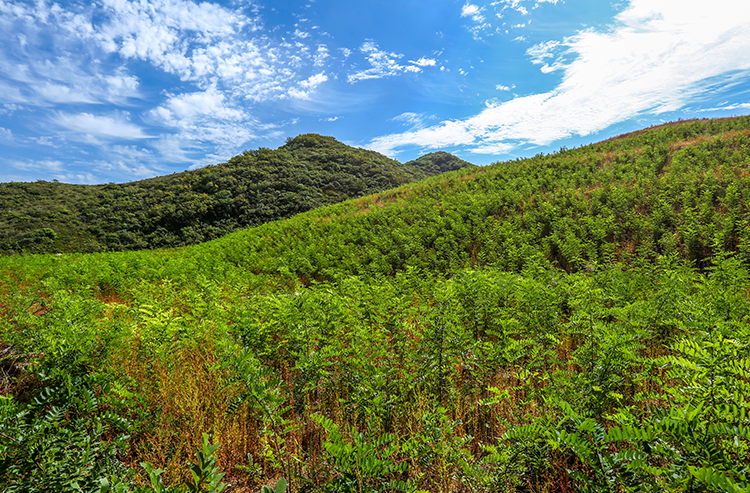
<box><xmin>1</xmin><ymin>0</ymin><xmax>750</xmax><ymax>183</ymax></box>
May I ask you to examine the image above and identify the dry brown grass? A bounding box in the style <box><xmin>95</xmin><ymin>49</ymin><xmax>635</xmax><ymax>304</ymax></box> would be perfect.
<box><xmin>112</xmin><ymin>338</ymin><xmax>261</xmax><ymax>488</ymax></box>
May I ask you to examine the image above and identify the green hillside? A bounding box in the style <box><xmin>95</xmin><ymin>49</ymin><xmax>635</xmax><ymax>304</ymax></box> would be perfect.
<box><xmin>1</xmin><ymin>117</ymin><xmax>749</xmax><ymax>493</ymax></box>
<box><xmin>0</xmin><ymin>134</ymin><xmax>473</xmax><ymax>255</ymax></box>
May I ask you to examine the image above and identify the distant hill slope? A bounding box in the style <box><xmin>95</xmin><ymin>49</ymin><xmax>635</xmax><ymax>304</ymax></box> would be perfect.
<box><xmin>0</xmin><ymin>134</ymin><xmax>474</xmax><ymax>254</ymax></box>
<box><xmin>184</xmin><ymin>116</ymin><xmax>750</xmax><ymax>280</ymax></box>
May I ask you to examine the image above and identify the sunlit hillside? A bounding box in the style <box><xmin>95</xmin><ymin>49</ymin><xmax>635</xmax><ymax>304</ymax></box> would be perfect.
<box><xmin>1</xmin><ymin>116</ymin><xmax>749</xmax><ymax>493</ymax></box>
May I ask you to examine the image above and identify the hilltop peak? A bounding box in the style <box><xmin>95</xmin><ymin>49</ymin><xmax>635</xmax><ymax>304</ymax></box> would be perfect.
<box><xmin>282</xmin><ymin>133</ymin><xmax>347</xmax><ymax>150</ymax></box>
<box><xmin>404</xmin><ymin>151</ymin><xmax>476</xmax><ymax>174</ymax></box>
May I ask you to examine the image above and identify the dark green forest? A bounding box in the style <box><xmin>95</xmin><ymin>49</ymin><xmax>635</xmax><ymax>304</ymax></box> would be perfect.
<box><xmin>1</xmin><ymin>117</ymin><xmax>749</xmax><ymax>493</ymax></box>
<box><xmin>0</xmin><ymin>135</ymin><xmax>473</xmax><ymax>254</ymax></box>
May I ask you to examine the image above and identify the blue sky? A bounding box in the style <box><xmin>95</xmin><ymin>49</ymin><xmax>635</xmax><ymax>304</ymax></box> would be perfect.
<box><xmin>1</xmin><ymin>0</ymin><xmax>749</xmax><ymax>184</ymax></box>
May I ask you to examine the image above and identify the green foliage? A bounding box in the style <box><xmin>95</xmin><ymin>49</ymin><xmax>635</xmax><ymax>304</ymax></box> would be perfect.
<box><xmin>3</xmin><ymin>117</ymin><xmax>750</xmax><ymax>492</ymax></box>
<box><xmin>98</xmin><ymin>435</ymin><xmax>229</xmax><ymax>493</ymax></box>
<box><xmin>313</xmin><ymin>414</ymin><xmax>410</xmax><ymax>493</ymax></box>
<box><xmin>0</xmin><ymin>365</ymin><xmax>131</xmax><ymax>492</ymax></box>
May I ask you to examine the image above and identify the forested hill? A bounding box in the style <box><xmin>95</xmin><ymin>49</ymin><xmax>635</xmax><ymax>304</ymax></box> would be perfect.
<box><xmin>0</xmin><ymin>133</ymin><xmax>474</xmax><ymax>255</ymax></box>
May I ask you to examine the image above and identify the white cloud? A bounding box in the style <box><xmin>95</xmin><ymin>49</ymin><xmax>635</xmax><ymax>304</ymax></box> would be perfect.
<box><xmin>467</xmin><ymin>0</ymin><xmax>559</xmax><ymax>38</ymax></box>
<box><xmin>462</xmin><ymin>4</ymin><xmax>485</xmax><ymax>23</ymax></box>
<box><xmin>0</xmin><ymin>127</ymin><xmax>13</xmax><ymax>142</ymax></box>
<box><xmin>314</xmin><ymin>45</ymin><xmax>330</xmax><ymax>67</ymax></box>
<box><xmin>697</xmin><ymin>102</ymin><xmax>750</xmax><ymax>113</ymax></box>
<box><xmin>526</xmin><ymin>40</ymin><xmax>561</xmax><ymax>64</ymax></box>
<box><xmin>0</xmin><ymin>11</ymin><xmax>142</xmax><ymax>107</ymax></box>
<box><xmin>496</xmin><ymin>84</ymin><xmax>515</xmax><ymax>91</ymax></box>
<box><xmin>348</xmin><ymin>41</ymin><xmax>431</xmax><ymax>82</ymax></box>
<box><xmin>289</xmin><ymin>72</ymin><xmax>328</xmax><ymax>99</ymax></box>
<box><xmin>151</xmin><ymin>88</ymin><xmax>245</xmax><ymax>125</ymax></box>
<box><xmin>0</xmin><ymin>0</ymin><xmax>330</xmax><ymax>107</ymax></box>
<box><xmin>10</xmin><ymin>159</ymin><xmax>66</xmax><ymax>173</ymax></box>
<box><xmin>54</xmin><ymin>112</ymin><xmax>151</xmax><ymax>140</ymax></box>
<box><xmin>392</xmin><ymin>112</ymin><xmax>423</xmax><ymax>126</ymax></box>
<box><xmin>410</xmin><ymin>57</ymin><xmax>437</xmax><ymax>67</ymax></box>
<box><xmin>300</xmin><ymin>72</ymin><xmax>328</xmax><ymax>89</ymax></box>
<box><xmin>0</xmin><ymin>0</ymin><xmax>354</xmax><ymax>181</ymax></box>
<box><xmin>148</xmin><ymin>87</ymin><xmax>257</xmax><ymax>156</ymax></box>
<box><xmin>370</xmin><ymin>0</ymin><xmax>750</xmax><ymax>156</ymax></box>
<box><xmin>92</xmin><ymin>147</ymin><xmax>164</xmax><ymax>180</ymax></box>
<box><xmin>470</xmin><ymin>142</ymin><xmax>515</xmax><ymax>154</ymax></box>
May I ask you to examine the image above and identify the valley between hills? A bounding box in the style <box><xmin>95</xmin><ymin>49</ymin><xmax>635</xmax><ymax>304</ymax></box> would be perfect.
<box><xmin>2</xmin><ymin>116</ymin><xmax>750</xmax><ymax>492</ymax></box>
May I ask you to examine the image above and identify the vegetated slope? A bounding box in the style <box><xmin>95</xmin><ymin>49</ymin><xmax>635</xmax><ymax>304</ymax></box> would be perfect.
<box><xmin>195</xmin><ymin>116</ymin><xmax>750</xmax><ymax>280</ymax></box>
<box><xmin>1</xmin><ymin>117</ymin><xmax>749</xmax><ymax>493</ymax></box>
<box><xmin>0</xmin><ymin>133</ymin><xmax>474</xmax><ymax>255</ymax></box>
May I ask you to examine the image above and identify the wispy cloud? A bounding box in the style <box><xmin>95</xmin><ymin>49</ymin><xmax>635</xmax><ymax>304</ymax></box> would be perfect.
<box><xmin>697</xmin><ymin>102</ymin><xmax>750</xmax><ymax>113</ymax></box>
<box><xmin>0</xmin><ymin>127</ymin><xmax>13</xmax><ymax>142</ymax></box>
<box><xmin>54</xmin><ymin>112</ymin><xmax>151</xmax><ymax>140</ymax></box>
<box><xmin>10</xmin><ymin>159</ymin><xmax>66</xmax><ymax>173</ymax></box>
<box><xmin>391</xmin><ymin>112</ymin><xmax>435</xmax><ymax>130</ymax></box>
<box><xmin>370</xmin><ymin>0</ymin><xmax>750</xmax><ymax>156</ymax></box>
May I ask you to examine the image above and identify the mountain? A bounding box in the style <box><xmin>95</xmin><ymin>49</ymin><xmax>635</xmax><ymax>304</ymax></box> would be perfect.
<box><xmin>2</xmin><ymin>116</ymin><xmax>750</xmax><ymax>493</ymax></box>
<box><xmin>0</xmin><ymin>134</ymin><xmax>474</xmax><ymax>254</ymax></box>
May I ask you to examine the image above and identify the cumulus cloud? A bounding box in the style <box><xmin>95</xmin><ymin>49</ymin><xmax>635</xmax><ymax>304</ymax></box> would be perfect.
<box><xmin>369</xmin><ymin>0</ymin><xmax>750</xmax><ymax>157</ymax></box>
